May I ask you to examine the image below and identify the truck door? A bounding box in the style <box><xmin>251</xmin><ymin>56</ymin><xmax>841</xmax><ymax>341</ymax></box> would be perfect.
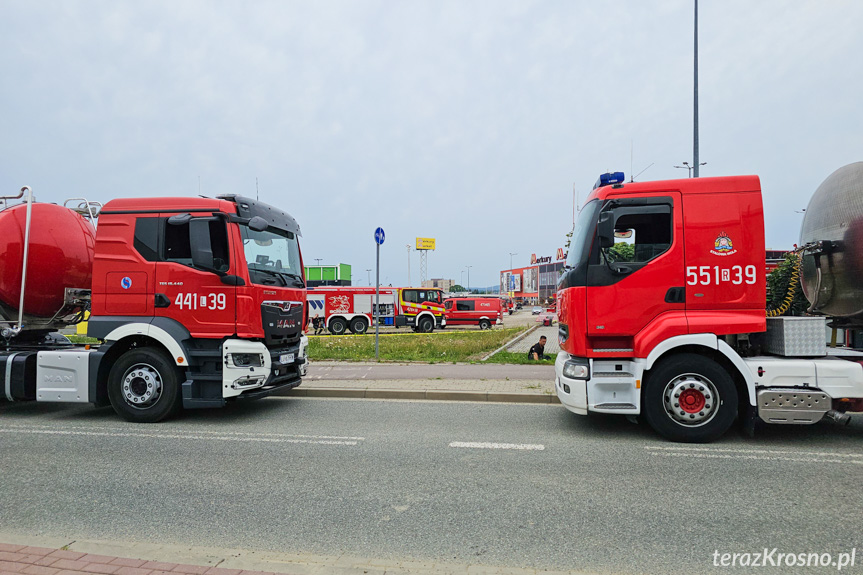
<box><xmin>585</xmin><ymin>194</ymin><xmax>686</xmax><ymax>349</ymax></box>
<box><xmin>154</xmin><ymin>215</ymin><xmax>237</xmax><ymax>338</ymax></box>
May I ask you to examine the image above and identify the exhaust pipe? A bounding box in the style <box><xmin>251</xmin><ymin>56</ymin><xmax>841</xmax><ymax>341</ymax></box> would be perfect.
<box><xmin>824</xmin><ymin>410</ymin><xmax>852</xmax><ymax>426</ymax></box>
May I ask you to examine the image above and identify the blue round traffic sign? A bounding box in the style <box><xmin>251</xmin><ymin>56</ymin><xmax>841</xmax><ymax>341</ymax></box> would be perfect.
<box><xmin>374</xmin><ymin>227</ymin><xmax>385</xmax><ymax>245</ymax></box>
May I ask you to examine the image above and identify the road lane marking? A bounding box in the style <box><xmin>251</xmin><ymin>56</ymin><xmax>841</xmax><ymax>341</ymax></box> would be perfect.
<box><xmin>449</xmin><ymin>441</ymin><xmax>545</xmax><ymax>451</ymax></box>
<box><xmin>645</xmin><ymin>445</ymin><xmax>863</xmax><ymax>465</ymax></box>
<box><xmin>0</xmin><ymin>426</ymin><xmax>362</xmax><ymax>445</ymax></box>
<box><xmin>0</xmin><ymin>423</ymin><xmax>365</xmax><ymax>441</ymax></box>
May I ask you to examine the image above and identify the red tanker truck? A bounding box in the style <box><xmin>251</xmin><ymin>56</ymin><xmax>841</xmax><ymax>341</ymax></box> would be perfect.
<box><xmin>0</xmin><ymin>186</ymin><xmax>309</xmax><ymax>422</ymax></box>
<box><xmin>555</xmin><ymin>165</ymin><xmax>863</xmax><ymax>442</ymax></box>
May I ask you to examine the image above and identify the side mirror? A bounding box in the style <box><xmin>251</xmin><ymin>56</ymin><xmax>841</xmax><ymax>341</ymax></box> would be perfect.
<box><xmin>249</xmin><ymin>216</ymin><xmax>269</xmax><ymax>232</ymax></box>
<box><xmin>597</xmin><ymin>211</ymin><xmax>615</xmax><ymax>249</ymax></box>
<box><xmin>168</xmin><ymin>213</ymin><xmax>192</xmax><ymax>226</ymax></box>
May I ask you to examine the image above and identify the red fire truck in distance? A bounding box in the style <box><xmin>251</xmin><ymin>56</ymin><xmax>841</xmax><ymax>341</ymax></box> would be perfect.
<box><xmin>307</xmin><ymin>286</ymin><xmax>445</xmax><ymax>334</ymax></box>
<box><xmin>443</xmin><ymin>297</ymin><xmax>503</xmax><ymax>329</ymax></box>
<box><xmin>1</xmin><ymin>191</ymin><xmax>309</xmax><ymax>423</ymax></box>
<box><xmin>555</xmin><ymin>171</ymin><xmax>863</xmax><ymax>442</ymax></box>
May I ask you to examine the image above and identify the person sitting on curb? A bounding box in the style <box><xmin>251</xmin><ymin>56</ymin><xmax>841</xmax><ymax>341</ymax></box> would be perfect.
<box><xmin>528</xmin><ymin>335</ymin><xmax>551</xmax><ymax>360</ymax></box>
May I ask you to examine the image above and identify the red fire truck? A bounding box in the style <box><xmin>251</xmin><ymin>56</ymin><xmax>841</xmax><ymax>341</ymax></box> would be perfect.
<box><xmin>307</xmin><ymin>286</ymin><xmax>445</xmax><ymax>334</ymax></box>
<box><xmin>1</xmin><ymin>188</ymin><xmax>309</xmax><ymax>422</ymax></box>
<box><xmin>555</xmin><ymin>169</ymin><xmax>863</xmax><ymax>442</ymax></box>
<box><xmin>443</xmin><ymin>297</ymin><xmax>503</xmax><ymax>329</ymax></box>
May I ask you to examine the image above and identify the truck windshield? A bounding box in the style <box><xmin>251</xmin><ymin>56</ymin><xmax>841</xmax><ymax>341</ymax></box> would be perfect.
<box><xmin>402</xmin><ymin>289</ymin><xmax>442</xmax><ymax>304</ymax></box>
<box><xmin>566</xmin><ymin>199</ymin><xmax>601</xmax><ymax>271</ymax></box>
<box><xmin>240</xmin><ymin>225</ymin><xmax>304</xmax><ymax>288</ymax></box>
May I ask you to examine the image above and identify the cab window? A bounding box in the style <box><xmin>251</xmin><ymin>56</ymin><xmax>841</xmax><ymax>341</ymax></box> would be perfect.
<box><xmin>164</xmin><ymin>219</ymin><xmax>230</xmax><ymax>272</ymax></box>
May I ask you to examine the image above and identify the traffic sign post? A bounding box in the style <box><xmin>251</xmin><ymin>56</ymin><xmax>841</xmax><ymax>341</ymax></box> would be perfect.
<box><xmin>374</xmin><ymin>227</ymin><xmax>385</xmax><ymax>361</ymax></box>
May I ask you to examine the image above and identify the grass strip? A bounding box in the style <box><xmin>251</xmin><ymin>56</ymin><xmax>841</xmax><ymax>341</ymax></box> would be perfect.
<box><xmin>483</xmin><ymin>351</ymin><xmax>555</xmax><ymax>366</ymax></box>
<box><xmin>309</xmin><ymin>327</ymin><xmax>528</xmax><ymax>363</ymax></box>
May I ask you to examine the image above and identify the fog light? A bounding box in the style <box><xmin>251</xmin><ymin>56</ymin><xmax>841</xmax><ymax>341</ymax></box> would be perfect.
<box><xmin>563</xmin><ymin>384</ymin><xmax>571</xmax><ymax>394</ymax></box>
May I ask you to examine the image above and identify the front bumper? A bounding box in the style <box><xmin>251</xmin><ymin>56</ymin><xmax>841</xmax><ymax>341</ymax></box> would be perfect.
<box><xmin>222</xmin><ymin>336</ymin><xmax>308</xmax><ymax>399</ymax></box>
<box><xmin>555</xmin><ymin>352</ymin><xmax>642</xmax><ymax>416</ymax></box>
<box><xmin>555</xmin><ymin>352</ymin><xmax>589</xmax><ymax>415</ymax></box>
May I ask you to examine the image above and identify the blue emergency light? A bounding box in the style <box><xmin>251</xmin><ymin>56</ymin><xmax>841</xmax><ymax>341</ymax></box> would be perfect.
<box><xmin>593</xmin><ymin>171</ymin><xmax>625</xmax><ymax>189</ymax></box>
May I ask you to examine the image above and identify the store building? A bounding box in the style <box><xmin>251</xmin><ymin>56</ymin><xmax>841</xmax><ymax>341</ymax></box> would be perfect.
<box><xmin>500</xmin><ymin>249</ymin><xmax>567</xmax><ymax>305</ymax></box>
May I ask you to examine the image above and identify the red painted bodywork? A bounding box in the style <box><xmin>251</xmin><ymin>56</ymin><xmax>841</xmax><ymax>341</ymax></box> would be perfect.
<box><xmin>558</xmin><ymin>176</ymin><xmax>766</xmax><ymax>359</ymax></box>
<box><xmin>91</xmin><ymin>197</ymin><xmax>306</xmax><ymax>340</ymax></box>
<box><xmin>0</xmin><ymin>203</ymin><xmax>96</xmax><ymax>317</ymax></box>
<box><xmin>443</xmin><ymin>297</ymin><xmax>502</xmax><ymax>325</ymax></box>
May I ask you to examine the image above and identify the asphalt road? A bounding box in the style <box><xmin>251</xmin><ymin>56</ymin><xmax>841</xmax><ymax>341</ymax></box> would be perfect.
<box><xmin>1</xmin><ymin>398</ymin><xmax>862</xmax><ymax>574</ymax></box>
<box><xmin>305</xmin><ymin>362</ymin><xmax>553</xmax><ymax>381</ymax></box>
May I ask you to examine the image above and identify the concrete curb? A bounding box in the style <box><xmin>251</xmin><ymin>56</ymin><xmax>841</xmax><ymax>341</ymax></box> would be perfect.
<box><xmin>283</xmin><ymin>387</ymin><xmax>560</xmax><ymax>404</ymax></box>
<box><xmin>480</xmin><ymin>324</ymin><xmax>539</xmax><ymax>361</ymax></box>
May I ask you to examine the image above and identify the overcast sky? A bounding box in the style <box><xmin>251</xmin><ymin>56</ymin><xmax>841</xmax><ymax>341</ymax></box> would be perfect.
<box><xmin>1</xmin><ymin>0</ymin><xmax>860</xmax><ymax>288</ymax></box>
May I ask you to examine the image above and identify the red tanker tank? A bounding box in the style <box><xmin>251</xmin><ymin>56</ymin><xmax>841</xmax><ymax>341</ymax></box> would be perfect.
<box><xmin>0</xmin><ymin>202</ymin><xmax>96</xmax><ymax>318</ymax></box>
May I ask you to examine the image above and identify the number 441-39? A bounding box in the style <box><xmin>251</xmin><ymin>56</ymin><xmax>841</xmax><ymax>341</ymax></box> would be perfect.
<box><xmin>174</xmin><ymin>292</ymin><xmax>227</xmax><ymax>310</ymax></box>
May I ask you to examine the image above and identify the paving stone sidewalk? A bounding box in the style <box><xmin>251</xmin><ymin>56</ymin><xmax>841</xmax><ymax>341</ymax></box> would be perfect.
<box><xmin>0</xmin><ymin>543</ymin><xmax>282</xmax><ymax>575</ymax></box>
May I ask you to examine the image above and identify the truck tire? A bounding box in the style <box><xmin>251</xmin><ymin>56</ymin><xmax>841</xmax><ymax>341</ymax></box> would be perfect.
<box><xmin>329</xmin><ymin>318</ymin><xmax>347</xmax><ymax>335</ymax></box>
<box><xmin>349</xmin><ymin>317</ymin><xmax>368</xmax><ymax>334</ymax></box>
<box><xmin>418</xmin><ymin>316</ymin><xmax>434</xmax><ymax>333</ymax></box>
<box><xmin>642</xmin><ymin>353</ymin><xmax>737</xmax><ymax>443</ymax></box>
<box><xmin>107</xmin><ymin>347</ymin><xmax>182</xmax><ymax>423</ymax></box>
<box><xmin>478</xmin><ymin>319</ymin><xmax>491</xmax><ymax>330</ymax></box>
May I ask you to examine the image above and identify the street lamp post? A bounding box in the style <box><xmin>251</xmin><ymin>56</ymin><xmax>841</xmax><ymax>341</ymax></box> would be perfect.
<box><xmin>366</xmin><ymin>269</ymin><xmax>372</xmax><ymax>286</ymax></box>
<box><xmin>314</xmin><ymin>258</ymin><xmax>322</xmax><ymax>266</ymax></box>
<box><xmin>674</xmin><ymin>161</ymin><xmax>706</xmax><ymax>178</ymax></box>
<box><xmin>465</xmin><ymin>265</ymin><xmax>472</xmax><ymax>293</ymax></box>
<box><xmin>406</xmin><ymin>245</ymin><xmax>411</xmax><ymax>286</ymax></box>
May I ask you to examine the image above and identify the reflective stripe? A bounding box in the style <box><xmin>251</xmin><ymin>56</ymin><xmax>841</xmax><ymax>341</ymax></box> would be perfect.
<box><xmin>5</xmin><ymin>352</ymin><xmax>19</xmax><ymax>401</ymax></box>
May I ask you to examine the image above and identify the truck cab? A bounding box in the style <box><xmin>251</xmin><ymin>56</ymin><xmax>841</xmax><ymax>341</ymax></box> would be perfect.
<box><xmin>396</xmin><ymin>288</ymin><xmax>445</xmax><ymax>333</ymax></box>
<box><xmin>87</xmin><ymin>194</ymin><xmax>308</xmax><ymax>419</ymax></box>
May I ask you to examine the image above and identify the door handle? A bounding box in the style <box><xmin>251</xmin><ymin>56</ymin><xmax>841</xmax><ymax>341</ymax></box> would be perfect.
<box><xmin>664</xmin><ymin>287</ymin><xmax>686</xmax><ymax>303</ymax></box>
<box><xmin>155</xmin><ymin>293</ymin><xmax>171</xmax><ymax>308</ymax></box>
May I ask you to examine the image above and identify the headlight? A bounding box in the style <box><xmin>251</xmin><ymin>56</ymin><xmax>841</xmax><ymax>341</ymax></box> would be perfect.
<box><xmin>229</xmin><ymin>353</ymin><xmax>264</xmax><ymax>367</ymax></box>
<box><xmin>562</xmin><ymin>359</ymin><xmax>589</xmax><ymax>380</ymax></box>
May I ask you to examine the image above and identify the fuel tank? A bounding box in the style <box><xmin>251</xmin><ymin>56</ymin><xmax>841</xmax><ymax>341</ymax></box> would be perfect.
<box><xmin>0</xmin><ymin>202</ymin><xmax>95</xmax><ymax>319</ymax></box>
<box><xmin>799</xmin><ymin>162</ymin><xmax>863</xmax><ymax>321</ymax></box>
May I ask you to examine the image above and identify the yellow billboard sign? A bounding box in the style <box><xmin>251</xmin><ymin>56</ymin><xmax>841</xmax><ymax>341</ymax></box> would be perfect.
<box><xmin>416</xmin><ymin>237</ymin><xmax>436</xmax><ymax>250</ymax></box>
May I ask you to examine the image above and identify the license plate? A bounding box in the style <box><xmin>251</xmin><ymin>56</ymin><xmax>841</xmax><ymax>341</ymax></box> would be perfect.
<box><xmin>279</xmin><ymin>353</ymin><xmax>294</xmax><ymax>365</ymax></box>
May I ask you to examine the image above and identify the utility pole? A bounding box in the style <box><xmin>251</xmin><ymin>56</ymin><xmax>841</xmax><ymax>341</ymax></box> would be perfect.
<box><xmin>693</xmin><ymin>0</ymin><xmax>700</xmax><ymax>177</ymax></box>
<box><xmin>465</xmin><ymin>265</ymin><xmax>472</xmax><ymax>293</ymax></box>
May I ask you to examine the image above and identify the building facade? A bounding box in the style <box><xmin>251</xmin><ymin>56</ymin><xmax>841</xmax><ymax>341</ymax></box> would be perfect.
<box><xmin>305</xmin><ymin>264</ymin><xmax>352</xmax><ymax>287</ymax></box>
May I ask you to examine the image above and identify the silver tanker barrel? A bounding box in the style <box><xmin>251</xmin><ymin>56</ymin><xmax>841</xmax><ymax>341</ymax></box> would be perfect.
<box><xmin>799</xmin><ymin>162</ymin><xmax>863</xmax><ymax>324</ymax></box>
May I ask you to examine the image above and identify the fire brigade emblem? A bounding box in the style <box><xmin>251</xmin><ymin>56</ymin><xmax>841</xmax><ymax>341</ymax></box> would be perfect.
<box><xmin>328</xmin><ymin>295</ymin><xmax>350</xmax><ymax>313</ymax></box>
<box><xmin>710</xmin><ymin>232</ymin><xmax>737</xmax><ymax>256</ymax></box>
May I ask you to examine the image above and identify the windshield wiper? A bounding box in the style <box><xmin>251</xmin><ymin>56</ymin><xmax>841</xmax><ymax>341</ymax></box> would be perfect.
<box><xmin>250</xmin><ymin>267</ymin><xmax>288</xmax><ymax>286</ymax></box>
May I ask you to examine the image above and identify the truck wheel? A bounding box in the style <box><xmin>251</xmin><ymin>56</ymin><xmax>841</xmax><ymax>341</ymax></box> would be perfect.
<box><xmin>478</xmin><ymin>319</ymin><xmax>491</xmax><ymax>330</ymax></box>
<box><xmin>418</xmin><ymin>317</ymin><xmax>434</xmax><ymax>333</ymax></box>
<box><xmin>349</xmin><ymin>317</ymin><xmax>368</xmax><ymax>334</ymax></box>
<box><xmin>329</xmin><ymin>318</ymin><xmax>347</xmax><ymax>335</ymax></box>
<box><xmin>642</xmin><ymin>353</ymin><xmax>737</xmax><ymax>443</ymax></box>
<box><xmin>107</xmin><ymin>347</ymin><xmax>182</xmax><ymax>423</ymax></box>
